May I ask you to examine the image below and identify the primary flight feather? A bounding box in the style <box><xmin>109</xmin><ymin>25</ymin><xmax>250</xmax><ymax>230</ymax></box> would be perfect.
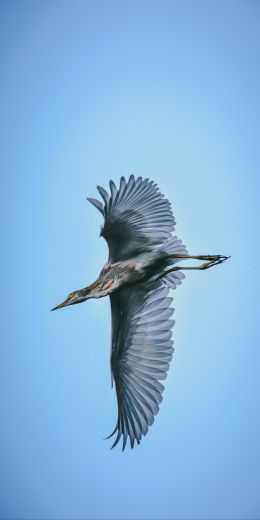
<box><xmin>52</xmin><ymin>175</ymin><xmax>229</xmax><ymax>450</ymax></box>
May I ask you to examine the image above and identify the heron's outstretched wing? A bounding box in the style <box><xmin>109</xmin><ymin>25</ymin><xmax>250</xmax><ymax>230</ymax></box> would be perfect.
<box><xmin>87</xmin><ymin>176</ymin><xmax>175</xmax><ymax>262</ymax></box>
<box><xmin>108</xmin><ymin>281</ymin><xmax>174</xmax><ymax>450</ymax></box>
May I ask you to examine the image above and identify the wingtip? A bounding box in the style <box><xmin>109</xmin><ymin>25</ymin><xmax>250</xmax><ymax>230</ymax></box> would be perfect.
<box><xmin>109</xmin><ymin>179</ymin><xmax>117</xmax><ymax>189</ymax></box>
<box><xmin>86</xmin><ymin>197</ymin><xmax>104</xmax><ymax>215</ymax></box>
<box><xmin>110</xmin><ymin>433</ymin><xmax>122</xmax><ymax>450</ymax></box>
<box><xmin>104</xmin><ymin>426</ymin><xmax>117</xmax><ymax>440</ymax></box>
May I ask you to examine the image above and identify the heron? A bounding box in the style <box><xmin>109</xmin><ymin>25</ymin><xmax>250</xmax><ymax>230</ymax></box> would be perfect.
<box><xmin>52</xmin><ymin>175</ymin><xmax>229</xmax><ymax>450</ymax></box>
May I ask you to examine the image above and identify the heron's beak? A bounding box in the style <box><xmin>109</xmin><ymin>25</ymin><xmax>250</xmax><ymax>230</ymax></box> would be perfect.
<box><xmin>51</xmin><ymin>297</ymin><xmax>73</xmax><ymax>311</ymax></box>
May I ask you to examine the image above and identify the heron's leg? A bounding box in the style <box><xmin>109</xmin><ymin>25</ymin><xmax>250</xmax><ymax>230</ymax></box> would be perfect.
<box><xmin>167</xmin><ymin>254</ymin><xmax>227</xmax><ymax>262</ymax></box>
<box><xmin>163</xmin><ymin>254</ymin><xmax>229</xmax><ymax>274</ymax></box>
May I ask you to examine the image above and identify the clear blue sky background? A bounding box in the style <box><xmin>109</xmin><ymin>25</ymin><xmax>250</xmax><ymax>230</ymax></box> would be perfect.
<box><xmin>1</xmin><ymin>1</ymin><xmax>260</xmax><ymax>519</ymax></box>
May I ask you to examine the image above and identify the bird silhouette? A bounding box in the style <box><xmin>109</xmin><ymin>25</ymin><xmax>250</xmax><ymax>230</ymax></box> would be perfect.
<box><xmin>52</xmin><ymin>175</ymin><xmax>229</xmax><ymax>450</ymax></box>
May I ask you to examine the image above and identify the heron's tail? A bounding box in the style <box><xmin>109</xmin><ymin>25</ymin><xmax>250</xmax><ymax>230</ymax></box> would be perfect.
<box><xmin>157</xmin><ymin>235</ymin><xmax>188</xmax><ymax>256</ymax></box>
<box><xmin>157</xmin><ymin>236</ymin><xmax>188</xmax><ymax>289</ymax></box>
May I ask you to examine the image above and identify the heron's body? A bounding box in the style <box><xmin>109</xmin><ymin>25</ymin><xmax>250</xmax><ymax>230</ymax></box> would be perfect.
<box><xmin>85</xmin><ymin>248</ymin><xmax>185</xmax><ymax>297</ymax></box>
<box><xmin>52</xmin><ymin>175</ymin><xmax>228</xmax><ymax>450</ymax></box>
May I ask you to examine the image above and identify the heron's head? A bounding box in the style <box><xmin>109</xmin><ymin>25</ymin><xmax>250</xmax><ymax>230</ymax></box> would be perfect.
<box><xmin>51</xmin><ymin>286</ymin><xmax>93</xmax><ymax>311</ymax></box>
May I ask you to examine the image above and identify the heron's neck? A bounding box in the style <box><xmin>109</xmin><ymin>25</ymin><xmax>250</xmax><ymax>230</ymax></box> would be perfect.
<box><xmin>77</xmin><ymin>278</ymin><xmax>107</xmax><ymax>300</ymax></box>
<box><xmin>81</xmin><ymin>280</ymin><xmax>100</xmax><ymax>298</ymax></box>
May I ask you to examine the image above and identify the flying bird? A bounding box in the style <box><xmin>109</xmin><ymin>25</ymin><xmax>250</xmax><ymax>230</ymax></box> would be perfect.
<box><xmin>52</xmin><ymin>176</ymin><xmax>229</xmax><ymax>450</ymax></box>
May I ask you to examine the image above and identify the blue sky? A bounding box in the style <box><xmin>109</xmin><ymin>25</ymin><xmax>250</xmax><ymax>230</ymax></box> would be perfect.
<box><xmin>1</xmin><ymin>1</ymin><xmax>260</xmax><ymax>518</ymax></box>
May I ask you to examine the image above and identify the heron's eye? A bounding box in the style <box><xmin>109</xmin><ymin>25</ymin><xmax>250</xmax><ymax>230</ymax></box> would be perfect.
<box><xmin>68</xmin><ymin>292</ymin><xmax>73</xmax><ymax>299</ymax></box>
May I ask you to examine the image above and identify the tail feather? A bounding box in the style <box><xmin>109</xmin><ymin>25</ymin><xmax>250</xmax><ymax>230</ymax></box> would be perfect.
<box><xmin>157</xmin><ymin>235</ymin><xmax>188</xmax><ymax>256</ymax></box>
<box><xmin>157</xmin><ymin>236</ymin><xmax>188</xmax><ymax>290</ymax></box>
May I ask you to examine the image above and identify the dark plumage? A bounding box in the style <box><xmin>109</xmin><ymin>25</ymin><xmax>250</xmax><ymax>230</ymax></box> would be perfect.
<box><xmin>52</xmin><ymin>175</ymin><xmax>229</xmax><ymax>450</ymax></box>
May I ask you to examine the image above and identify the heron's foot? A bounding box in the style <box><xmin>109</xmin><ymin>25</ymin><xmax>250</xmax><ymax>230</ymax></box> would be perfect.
<box><xmin>198</xmin><ymin>255</ymin><xmax>230</xmax><ymax>270</ymax></box>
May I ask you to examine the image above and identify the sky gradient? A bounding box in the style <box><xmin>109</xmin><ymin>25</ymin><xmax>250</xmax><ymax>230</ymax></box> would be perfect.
<box><xmin>1</xmin><ymin>1</ymin><xmax>260</xmax><ymax>519</ymax></box>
